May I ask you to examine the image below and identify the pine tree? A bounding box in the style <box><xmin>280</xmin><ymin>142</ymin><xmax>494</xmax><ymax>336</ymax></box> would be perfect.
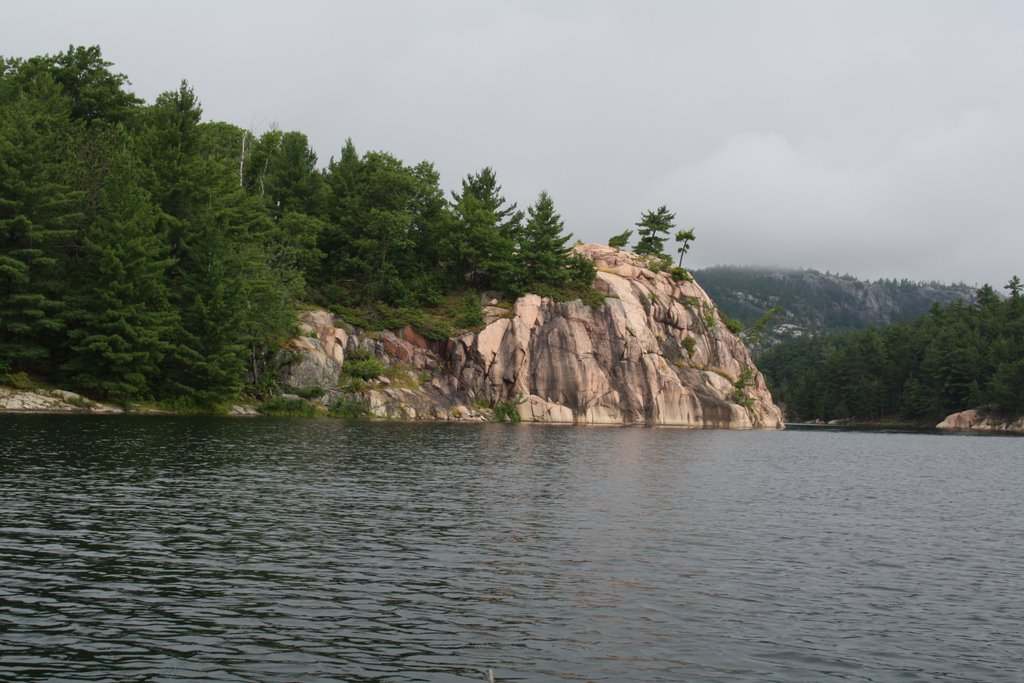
<box><xmin>61</xmin><ymin>138</ymin><xmax>176</xmax><ymax>401</ymax></box>
<box><xmin>141</xmin><ymin>83</ymin><xmax>248</xmax><ymax>406</ymax></box>
<box><xmin>446</xmin><ymin>167</ymin><xmax>521</xmax><ymax>291</ymax></box>
<box><xmin>674</xmin><ymin>227</ymin><xmax>696</xmax><ymax>266</ymax></box>
<box><xmin>608</xmin><ymin>229</ymin><xmax>632</xmax><ymax>249</ymax></box>
<box><xmin>0</xmin><ymin>73</ymin><xmax>83</xmax><ymax>372</ymax></box>
<box><xmin>513</xmin><ymin>191</ymin><xmax>574</xmax><ymax>294</ymax></box>
<box><xmin>634</xmin><ymin>205</ymin><xmax>676</xmax><ymax>257</ymax></box>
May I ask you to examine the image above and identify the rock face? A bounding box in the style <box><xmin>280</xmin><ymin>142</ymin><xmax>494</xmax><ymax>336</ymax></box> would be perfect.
<box><xmin>0</xmin><ymin>386</ymin><xmax>122</xmax><ymax>413</ymax></box>
<box><xmin>937</xmin><ymin>409</ymin><xmax>1024</xmax><ymax>433</ymax></box>
<box><xmin>281</xmin><ymin>244</ymin><xmax>784</xmax><ymax>428</ymax></box>
<box><xmin>277</xmin><ymin>309</ymin><xmax>347</xmax><ymax>390</ymax></box>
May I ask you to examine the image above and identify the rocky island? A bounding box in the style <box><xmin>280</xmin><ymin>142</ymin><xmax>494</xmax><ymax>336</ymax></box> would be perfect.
<box><xmin>277</xmin><ymin>245</ymin><xmax>784</xmax><ymax>428</ymax></box>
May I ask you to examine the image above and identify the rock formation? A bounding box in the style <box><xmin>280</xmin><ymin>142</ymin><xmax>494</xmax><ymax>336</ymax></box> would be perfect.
<box><xmin>937</xmin><ymin>409</ymin><xmax>1024</xmax><ymax>433</ymax></box>
<box><xmin>0</xmin><ymin>386</ymin><xmax>123</xmax><ymax>413</ymax></box>
<box><xmin>282</xmin><ymin>245</ymin><xmax>784</xmax><ymax>428</ymax></box>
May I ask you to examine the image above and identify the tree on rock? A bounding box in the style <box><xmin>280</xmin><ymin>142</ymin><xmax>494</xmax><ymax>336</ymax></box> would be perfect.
<box><xmin>608</xmin><ymin>229</ymin><xmax>632</xmax><ymax>250</ymax></box>
<box><xmin>512</xmin><ymin>191</ymin><xmax>574</xmax><ymax>295</ymax></box>
<box><xmin>445</xmin><ymin>167</ymin><xmax>521</xmax><ymax>291</ymax></box>
<box><xmin>634</xmin><ymin>205</ymin><xmax>675</xmax><ymax>257</ymax></box>
<box><xmin>675</xmin><ymin>227</ymin><xmax>696</xmax><ymax>266</ymax></box>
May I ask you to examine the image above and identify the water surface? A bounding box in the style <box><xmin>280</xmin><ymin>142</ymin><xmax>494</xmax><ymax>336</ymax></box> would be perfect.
<box><xmin>1</xmin><ymin>415</ymin><xmax>1021</xmax><ymax>681</ymax></box>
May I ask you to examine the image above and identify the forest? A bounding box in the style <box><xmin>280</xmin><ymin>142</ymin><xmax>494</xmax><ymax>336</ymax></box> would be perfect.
<box><xmin>0</xmin><ymin>46</ymin><xmax>606</xmax><ymax>408</ymax></box>
<box><xmin>757</xmin><ymin>280</ymin><xmax>1024</xmax><ymax>423</ymax></box>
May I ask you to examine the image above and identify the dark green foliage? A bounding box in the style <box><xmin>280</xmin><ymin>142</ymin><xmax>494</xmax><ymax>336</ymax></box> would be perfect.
<box><xmin>456</xmin><ymin>293</ymin><xmax>485</xmax><ymax>329</ymax></box>
<box><xmin>7</xmin><ymin>45</ymin><xmax>141</xmax><ymax>125</ymax></box>
<box><xmin>491</xmin><ymin>398</ymin><xmax>523</xmax><ymax>423</ymax></box>
<box><xmin>608</xmin><ymin>229</ymin><xmax>632</xmax><ymax>249</ymax></box>
<box><xmin>342</xmin><ymin>349</ymin><xmax>386</xmax><ymax>381</ymax></box>
<box><xmin>509</xmin><ymin>191</ymin><xmax>595</xmax><ymax>298</ymax></box>
<box><xmin>329</xmin><ymin>395</ymin><xmax>369</xmax><ymax>419</ymax></box>
<box><xmin>60</xmin><ymin>138</ymin><xmax>176</xmax><ymax>401</ymax></box>
<box><xmin>321</xmin><ymin>143</ymin><xmax>448</xmax><ymax>305</ymax></box>
<box><xmin>681</xmin><ymin>336</ymin><xmax>697</xmax><ymax>358</ymax></box>
<box><xmin>259</xmin><ymin>396</ymin><xmax>321</xmax><ymax>417</ymax></box>
<box><xmin>725</xmin><ymin>317</ymin><xmax>745</xmax><ymax>334</ymax></box>
<box><xmin>445</xmin><ymin>167</ymin><xmax>521</xmax><ymax>292</ymax></box>
<box><xmin>0</xmin><ymin>72</ymin><xmax>83</xmax><ymax>372</ymax></box>
<box><xmin>670</xmin><ymin>267</ymin><xmax>693</xmax><ymax>282</ymax></box>
<box><xmin>759</xmin><ymin>284</ymin><xmax>1024</xmax><ymax>422</ymax></box>
<box><xmin>634</xmin><ymin>205</ymin><xmax>675</xmax><ymax>257</ymax></box>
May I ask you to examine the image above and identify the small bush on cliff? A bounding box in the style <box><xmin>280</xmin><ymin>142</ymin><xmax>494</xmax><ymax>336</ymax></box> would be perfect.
<box><xmin>671</xmin><ymin>267</ymin><xmax>693</xmax><ymax>282</ymax></box>
<box><xmin>702</xmin><ymin>305</ymin><xmax>718</xmax><ymax>329</ymax></box>
<box><xmin>342</xmin><ymin>349</ymin><xmax>386</xmax><ymax>380</ymax></box>
<box><xmin>681</xmin><ymin>336</ymin><xmax>697</xmax><ymax>358</ymax></box>
<box><xmin>731</xmin><ymin>365</ymin><xmax>755</xmax><ymax>409</ymax></box>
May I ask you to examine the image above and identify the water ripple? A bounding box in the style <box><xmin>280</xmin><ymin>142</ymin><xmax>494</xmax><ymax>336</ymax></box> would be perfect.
<box><xmin>1</xmin><ymin>416</ymin><xmax>1022</xmax><ymax>681</ymax></box>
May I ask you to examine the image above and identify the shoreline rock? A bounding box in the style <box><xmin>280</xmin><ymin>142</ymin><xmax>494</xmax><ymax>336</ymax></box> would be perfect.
<box><xmin>0</xmin><ymin>386</ymin><xmax>123</xmax><ymax>414</ymax></box>
<box><xmin>936</xmin><ymin>409</ymin><xmax>1024</xmax><ymax>433</ymax></box>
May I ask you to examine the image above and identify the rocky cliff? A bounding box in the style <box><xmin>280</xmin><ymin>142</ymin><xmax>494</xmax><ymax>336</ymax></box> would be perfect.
<box><xmin>278</xmin><ymin>244</ymin><xmax>784</xmax><ymax>428</ymax></box>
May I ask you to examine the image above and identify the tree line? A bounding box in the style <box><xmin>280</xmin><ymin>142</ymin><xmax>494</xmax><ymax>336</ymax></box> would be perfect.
<box><xmin>0</xmin><ymin>46</ymin><xmax>599</xmax><ymax>407</ymax></box>
<box><xmin>757</xmin><ymin>278</ymin><xmax>1024</xmax><ymax>422</ymax></box>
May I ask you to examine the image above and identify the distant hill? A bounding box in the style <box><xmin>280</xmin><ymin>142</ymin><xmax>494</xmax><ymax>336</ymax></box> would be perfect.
<box><xmin>692</xmin><ymin>266</ymin><xmax>977</xmax><ymax>348</ymax></box>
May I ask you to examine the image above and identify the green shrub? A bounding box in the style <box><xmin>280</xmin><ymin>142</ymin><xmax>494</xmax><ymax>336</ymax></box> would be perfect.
<box><xmin>260</xmin><ymin>396</ymin><xmax>321</xmax><ymax>417</ymax></box>
<box><xmin>681</xmin><ymin>336</ymin><xmax>697</xmax><ymax>358</ymax></box>
<box><xmin>329</xmin><ymin>396</ymin><xmax>369</xmax><ymax>419</ymax></box>
<box><xmin>702</xmin><ymin>305</ymin><xmax>718</xmax><ymax>329</ymax></box>
<box><xmin>492</xmin><ymin>399</ymin><xmax>523</xmax><ymax>423</ymax></box>
<box><xmin>725</xmin><ymin>317</ymin><xmax>745</xmax><ymax>334</ymax></box>
<box><xmin>343</xmin><ymin>349</ymin><xmax>386</xmax><ymax>380</ymax></box>
<box><xmin>456</xmin><ymin>293</ymin><xmax>484</xmax><ymax>329</ymax></box>
<box><xmin>295</xmin><ymin>385</ymin><xmax>326</xmax><ymax>399</ymax></box>
<box><xmin>670</xmin><ymin>267</ymin><xmax>693</xmax><ymax>282</ymax></box>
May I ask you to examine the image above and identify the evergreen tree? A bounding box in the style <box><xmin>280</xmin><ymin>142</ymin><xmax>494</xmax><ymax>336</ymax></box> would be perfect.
<box><xmin>0</xmin><ymin>73</ymin><xmax>83</xmax><ymax>372</ymax></box>
<box><xmin>634</xmin><ymin>205</ymin><xmax>675</xmax><ymax>257</ymax></box>
<box><xmin>61</xmin><ymin>138</ymin><xmax>176</xmax><ymax>400</ymax></box>
<box><xmin>674</xmin><ymin>227</ymin><xmax>696</xmax><ymax>266</ymax></box>
<box><xmin>608</xmin><ymin>229</ymin><xmax>632</xmax><ymax>250</ymax></box>
<box><xmin>446</xmin><ymin>167</ymin><xmax>521</xmax><ymax>290</ymax></box>
<box><xmin>140</xmin><ymin>83</ymin><xmax>249</xmax><ymax>406</ymax></box>
<box><xmin>513</xmin><ymin>191</ymin><xmax>573</xmax><ymax>294</ymax></box>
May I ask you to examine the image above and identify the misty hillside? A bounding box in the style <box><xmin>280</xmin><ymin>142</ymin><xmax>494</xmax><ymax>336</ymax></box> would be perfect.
<box><xmin>693</xmin><ymin>265</ymin><xmax>977</xmax><ymax>346</ymax></box>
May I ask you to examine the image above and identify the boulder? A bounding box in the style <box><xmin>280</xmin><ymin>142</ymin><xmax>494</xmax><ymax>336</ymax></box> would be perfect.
<box><xmin>937</xmin><ymin>409</ymin><xmax>1024</xmax><ymax>432</ymax></box>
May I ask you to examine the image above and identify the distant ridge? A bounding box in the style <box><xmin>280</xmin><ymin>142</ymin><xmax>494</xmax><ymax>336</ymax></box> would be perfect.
<box><xmin>692</xmin><ymin>265</ymin><xmax>977</xmax><ymax>348</ymax></box>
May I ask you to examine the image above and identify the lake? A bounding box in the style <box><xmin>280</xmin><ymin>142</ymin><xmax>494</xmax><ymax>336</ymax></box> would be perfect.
<box><xmin>1</xmin><ymin>415</ymin><xmax>1021</xmax><ymax>682</ymax></box>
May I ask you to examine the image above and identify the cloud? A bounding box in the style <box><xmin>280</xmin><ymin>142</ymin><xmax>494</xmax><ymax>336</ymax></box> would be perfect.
<box><xmin>655</xmin><ymin>110</ymin><xmax>1024</xmax><ymax>285</ymax></box>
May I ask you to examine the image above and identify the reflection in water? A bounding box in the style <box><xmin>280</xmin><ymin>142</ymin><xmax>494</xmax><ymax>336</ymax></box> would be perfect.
<box><xmin>1</xmin><ymin>415</ymin><xmax>1022</xmax><ymax>681</ymax></box>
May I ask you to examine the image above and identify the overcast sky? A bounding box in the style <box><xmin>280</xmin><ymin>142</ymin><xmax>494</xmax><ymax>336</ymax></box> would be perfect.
<box><xmin>5</xmin><ymin>1</ymin><xmax>1023</xmax><ymax>287</ymax></box>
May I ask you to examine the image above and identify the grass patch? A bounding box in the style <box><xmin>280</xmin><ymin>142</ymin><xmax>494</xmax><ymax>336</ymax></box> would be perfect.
<box><xmin>260</xmin><ymin>396</ymin><xmax>321</xmax><ymax>417</ymax></box>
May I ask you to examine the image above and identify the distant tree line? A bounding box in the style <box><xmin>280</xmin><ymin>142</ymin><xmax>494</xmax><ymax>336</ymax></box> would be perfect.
<box><xmin>758</xmin><ymin>279</ymin><xmax>1024</xmax><ymax>422</ymax></box>
<box><xmin>0</xmin><ymin>45</ymin><xmax>595</xmax><ymax>407</ymax></box>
